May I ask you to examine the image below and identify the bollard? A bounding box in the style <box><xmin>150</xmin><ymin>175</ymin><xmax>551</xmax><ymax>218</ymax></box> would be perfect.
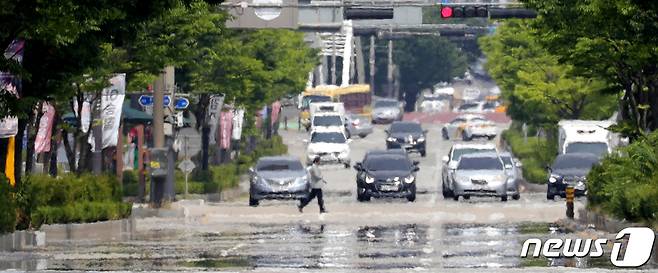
<box><xmin>284</xmin><ymin>116</ymin><xmax>288</xmax><ymax>130</ymax></box>
<box><xmin>566</xmin><ymin>186</ymin><xmax>575</xmax><ymax>219</ymax></box>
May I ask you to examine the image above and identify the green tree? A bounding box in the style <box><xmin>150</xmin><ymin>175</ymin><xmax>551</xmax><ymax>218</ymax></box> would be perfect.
<box><xmin>393</xmin><ymin>36</ymin><xmax>467</xmax><ymax>107</ymax></box>
<box><xmin>479</xmin><ymin>20</ymin><xmax>616</xmax><ymax>127</ymax></box>
<box><xmin>523</xmin><ymin>0</ymin><xmax>658</xmax><ymax>138</ymax></box>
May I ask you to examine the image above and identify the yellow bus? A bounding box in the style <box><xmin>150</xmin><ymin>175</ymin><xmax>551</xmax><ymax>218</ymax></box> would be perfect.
<box><xmin>299</xmin><ymin>84</ymin><xmax>371</xmax><ymax>130</ymax></box>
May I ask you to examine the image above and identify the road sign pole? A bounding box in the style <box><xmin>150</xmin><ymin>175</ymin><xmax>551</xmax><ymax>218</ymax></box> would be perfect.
<box><xmin>185</xmin><ymin>172</ymin><xmax>189</xmax><ymax>197</ymax></box>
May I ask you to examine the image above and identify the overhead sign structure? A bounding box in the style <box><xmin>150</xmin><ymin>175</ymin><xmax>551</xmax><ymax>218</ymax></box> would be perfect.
<box><xmin>139</xmin><ymin>95</ymin><xmax>190</xmax><ymax>109</ymax></box>
<box><xmin>224</xmin><ymin>0</ymin><xmax>298</xmax><ymax>29</ymax></box>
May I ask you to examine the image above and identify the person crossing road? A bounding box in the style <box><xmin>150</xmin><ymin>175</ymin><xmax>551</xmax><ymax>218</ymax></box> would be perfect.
<box><xmin>298</xmin><ymin>156</ymin><xmax>327</xmax><ymax>213</ymax></box>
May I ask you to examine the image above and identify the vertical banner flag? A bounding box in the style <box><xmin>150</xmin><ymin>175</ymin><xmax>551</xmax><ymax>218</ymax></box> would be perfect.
<box><xmin>73</xmin><ymin>99</ymin><xmax>92</xmax><ymax>133</ymax></box>
<box><xmin>34</xmin><ymin>103</ymin><xmax>56</xmax><ymax>154</ymax></box>
<box><xmin>101</xmin><ymin>74</ymin><xmax>126</xmax><ymax>149</ymax></box>
<box><xmin>271</xmin><ymin>101</ymin><xmax>282</xmax><ymax>125</ymax></box>
<box><xmin>0</xmin><ymin>39</ymin><xmax>24</xmax><ymax>138</ymax></box>
<box><xmin>231</xmin><ymin>108</ymin><xmax>245</xmax><ymax>140</ymax></box>
<box><xmin>219</xmin><ymin>111</ymin><xmax>233</xmax><ymax>149</ymax></box>
<box><xmin>207</xmin><ymin>95</ymin><xmax>224</xmax><ymax>144</ymax></box>
<box><xmin>89</xmin><ymin>74</ymin><xmax>126</xmax><ymax>151</ymax></box>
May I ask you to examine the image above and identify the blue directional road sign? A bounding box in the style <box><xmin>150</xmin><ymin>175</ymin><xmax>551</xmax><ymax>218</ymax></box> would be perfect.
<box><xmin>174</xmin><ymin>98</ymin><xmax>190</xmax><ymax>110</ymax></box>
<box><xmin>139</xmin><ymin>95</ymin><xmax>181</xmax><ymax>107</ymax></box>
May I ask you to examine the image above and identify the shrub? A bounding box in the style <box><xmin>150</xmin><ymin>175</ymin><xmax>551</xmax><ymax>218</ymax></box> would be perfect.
<box><xmin>587</xmin><ymin>131</ymin><xmax>658</xmax><ymax>224</ymax></box>
<box><xmin>31</xmin><ymin>201</ymin><xmax>132</xmax><ymax>228</ymax></box>
<box><xmin>502</xmin><ymin>128</ymin><xmax>557</xmax><ymax>184</ymax></box>
<box><xmin>0</xmin><ymin>177</ymin><xmax>17</xmax><ymax>234</ymax></box>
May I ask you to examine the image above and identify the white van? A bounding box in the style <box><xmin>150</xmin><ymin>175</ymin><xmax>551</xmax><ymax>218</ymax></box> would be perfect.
<box><xmin>558</xmin><ymin>120</ymin><xmax>618</xmax><ymax>157</ymax></box>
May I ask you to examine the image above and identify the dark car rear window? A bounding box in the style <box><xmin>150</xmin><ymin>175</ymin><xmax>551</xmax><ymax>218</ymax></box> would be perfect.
<box><xmin>457</xmin><ymin>157</ymin><xmax>503</xmax><ymax>170</ymax></box>
<box><xmin>257</xmin><ymin>160</ymin><xmax>304</xmax><ymax>171</ymax></box>
<box><xmin>374</xmin><ymin>100</ymin><xmax>399</xmax><ymax>108</ymax></box>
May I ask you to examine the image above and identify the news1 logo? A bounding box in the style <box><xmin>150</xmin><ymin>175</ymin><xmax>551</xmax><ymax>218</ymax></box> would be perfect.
<box><xmin>520</xmin><ymin>227</ymin><xmax>656</xmax><ymax>267</ymax></box>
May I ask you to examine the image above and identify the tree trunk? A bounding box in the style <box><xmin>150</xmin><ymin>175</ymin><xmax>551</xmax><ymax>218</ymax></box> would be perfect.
<box><xmin>25</xmin><ymin>104</ymin><xmax>42</xmax><ymax>174</ymax></box>
<box><xmin>201</xmin><ymin>125</ymin><xmax>210</xmax><ymax>171</ymax></box>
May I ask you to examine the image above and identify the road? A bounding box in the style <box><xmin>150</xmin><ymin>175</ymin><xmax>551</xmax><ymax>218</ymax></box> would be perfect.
<box><xmin>6</xmin><ymin>115</ymin><xmax>651</xmax><ymax>273</ymax></box>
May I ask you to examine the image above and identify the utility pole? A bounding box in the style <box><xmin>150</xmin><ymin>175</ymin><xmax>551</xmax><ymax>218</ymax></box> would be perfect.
<box><xmin>369</xmin><ymin>35</ymin><xmax>375</xmax><ymax>94</ymax></box>
<box><xmin>355</xmin><ymin>37</ymin><xmax>366</xmax><ymax>84</ymax></box>
<box><xmin>331</xmin><ymin>37</ymin><xmax>337</xmax><ymax>85</ymax></box>
<box><xmin>152</xmin><ymin>69</ymin><xmax>166</xmax><ymax>148</ymax></box>
<box><xmin>387</xmin><ymin>39</ymin><xmax>394</xmax><ymax>98</ymax></box>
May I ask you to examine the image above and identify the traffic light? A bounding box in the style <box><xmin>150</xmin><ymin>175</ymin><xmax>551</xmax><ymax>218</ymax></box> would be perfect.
<box><xmin>344</xmin><ymin>7</ymin><xmax>394</xmax><ymax>20</ymax></box>
<box><xmin>440</xmin><ymin>6</ymin><xmax>488</xmax><ymax>18</ymax></box>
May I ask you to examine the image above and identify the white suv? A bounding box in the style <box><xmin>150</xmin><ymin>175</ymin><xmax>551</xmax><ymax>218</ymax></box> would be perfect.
<box><xmin>305</xmin><ymin>127</ymin><xmax>351</xmax><ymax>168</ymax></box>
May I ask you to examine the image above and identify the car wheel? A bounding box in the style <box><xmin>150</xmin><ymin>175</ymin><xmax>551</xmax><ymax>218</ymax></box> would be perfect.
<box><xmin>420</xmin><ymin>150</ymin><xmax>426</xmax><ymax>157</ymax></box>
<box><xmin>407</xmin><ymin>186</ymin><xmax>417</xmax><ymax>202</ymax></box>
<box><xmin>442</xmin><ymin>182</ymin><xmax>453</xmax><ymax>198</ymax></box>
<box><xmin>487</xmin><ymin>136</ymin><xmax>495</xmax><ymax>140</ymax></box>
<box><xmin>442</xmin><ymin>129</ymin><xmax>449</xmax><ymax>140</ymax></box>
<box><xmin>344</xmin><ymin>163</ymin><xmax>350</xmax><ymax>169</ymax></box>
<box><xmin>501</xmin><ymin>195</ymin><xmax>508</xmax><ymax>202</ymax></box>
<box><xmin>357</xmin><ymin>186</ymin><xmax>364</xmax><ymax>201</ymax></box>
<box><xmin>359</xmin><ymin>133</ymin><xmax>368</xmax><ymax>138</ymax></box>
<box><xmin>345</xmin><ymin>130</ymin><xmax>351</xmax><ymax>139</ymax></box>
<box><xmin>463</xmin><ymin>195</ymin><xmax>470</xmax><ymax>200</ymax></box>
<box><xmin>453</xmin><ymin>195</ymin><xmax>459</xmax><ymax>201</ymax></box>
<box><xmin>249</xmin><ymin>195</ymin><xmax>259</xmax><ymax>207</ymax></box>
<box><xmin>512</xmin><ymin>194</ymin><xmax>520</xmax><ymax>200</ymax></box>
<box><xmin>546</xmin><ymin>194</ymin><xmax>555</xmax><ymax>200</ymax></box>
<box><xmin>462</xmin><ymin>133</ymin><xmax>472</xmax><ymax>141</ymax></box>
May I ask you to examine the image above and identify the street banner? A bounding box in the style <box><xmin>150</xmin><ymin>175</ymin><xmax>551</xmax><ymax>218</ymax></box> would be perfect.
<box><xmin>89</xmin><ymin>74</ymin><xmax>126</xmax><ymax>151</ymax></box>
<box><xmin>73</xmin><ymin>99</ymin><xmax>92</xmax><ymax>133</ymax></box>
<box><xmin>271</xmin><ymin>100</ymin><xmax>281</xmax><ymax>125</ymax></box>
<box><xmin>101</xmin><ymin>74</ymin><xmax>126</xmax><ymax>149</ymax></box>
<box><xmin>34</xmin><ymin>103</ymin><xmax>55</xmax><ymax>154</ymax></box>
<box><xmin>0</xmin><ymin>39</ymin><xmax>24</xmax><ymax>139</ymax></box>
<box><xmin>231</xmin><ymin>108</ymin><xmax>245</xmax><ymax>140</ymax></box>
<box><xmin>219</xmin><ymin>110</ymin><xmax>233</xmax><ymax>149</ymax></box>
<box><xmin>207</xmin><ymin>94</ymin><xmax>224</xmax><ymax>144</ymax></box>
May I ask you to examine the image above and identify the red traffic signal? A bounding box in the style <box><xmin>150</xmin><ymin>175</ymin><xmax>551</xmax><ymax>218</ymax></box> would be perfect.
<box><xmin>440</xmin><ymin>6</ymin><xmax>488</xmax><ymax>18</ymax></box>
<box><xmin>440</xmin><ymin>6</ymin><xmax>453</xmax><ymax>18</ymax></box>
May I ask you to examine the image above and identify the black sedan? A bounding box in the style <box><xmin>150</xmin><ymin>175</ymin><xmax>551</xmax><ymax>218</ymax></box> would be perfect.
<box><xmin>385</xmin><ymin>121</ymin><xmax>428</xmax><ymax>157</ymax></box>
<box><xmin>546</xmin><ymin>153</ymin><xmax>599</xmax><ymax>200</ymax></box>
<box><xmin>354</xmin><ymin>152</ymin><xmax>420</xmax><ymax>202</ymax></box>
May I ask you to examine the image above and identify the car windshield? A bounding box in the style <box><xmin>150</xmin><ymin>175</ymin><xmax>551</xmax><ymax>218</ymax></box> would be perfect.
<box><xmin>459</xmin><ymin>103</ymin><xmax>479</xmax><ymax>110</ymax></box>
<box><xmin>302</xmin><ymin>96</ymin><xmax>331</xmax><ymax>108</ymax></box>
<box><xmin>311</xmin><ymin>132</ymin><xmax>346</xmax><ymax>143</ymax></box>
<box><xmin>365</xmin><ymin>157</ymin><xmax>411</xmax><ymax>171</ymax></box>
<box><xmin>470</xmin><ymin>117</ymin><xmax>488</xmax><ymax>123</ymax></box>
<box><xmin>457</xmin><ymin>157</ymin><xmax>503</xmax><ymax>170</ymax></box>
<box><xmin>313</xmin><ymin>115</ymin><xmax>342</xmax><ymax>126</ymax></box>
<box><xmin>552</xmin><ymin>156</ymin><xmax>598</xmax><ymax>170</ymax></box>
<box><xmin>500</xmin><ymin>156</ymin><xmax>513</xmax><ymax>165</ymax></box>
<box><xmin>565</xmin><ymin>142</ymin><xmax>608</xmax><ymax>157</ymax></box>
<box><xmin>256</xmin><ymin>160</ymin><xmax>304</xmax><ymax>171</ymax></box>
<box><xmin>374</xmin><ymin>100</ymin><xmax>399</xmax><ymax>108</ymax></box>
<box><xmin>390</xmin><ymin>123</ymin><xmax>422</xmax><ymax>133</ymax></box>
<box><xmin>451</xmin><ymin>148</ymin><xmax>496</xmax><ymax>161</ymax></box>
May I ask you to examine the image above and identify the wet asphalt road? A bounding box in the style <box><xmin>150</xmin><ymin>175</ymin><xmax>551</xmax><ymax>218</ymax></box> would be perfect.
<box><xmin>6</xmin><ymin>118</ymin><xmax>649</xmax><ymax>273</ymax></box>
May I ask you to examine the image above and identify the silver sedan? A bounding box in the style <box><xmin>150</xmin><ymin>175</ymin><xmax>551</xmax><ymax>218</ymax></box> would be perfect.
<box><xmin>345</xmin><ymin>113</ymin><xmax>373</xmax><ymax>138</ymax></box>
<box><xmin>248</xmin><ymin>156</ymin><xmax>311</xmax><ymax>207</ymax></box>
<box><xmin>449</xmin><ymin>152</ymin><xmax>513</xmax><ymax>202</ymax></box>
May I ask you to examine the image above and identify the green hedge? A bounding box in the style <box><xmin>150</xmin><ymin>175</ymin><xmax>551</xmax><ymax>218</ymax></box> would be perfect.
<box><xmin>0</xmin><ymin>177</ymin><xmax>17</xmax><ymax>234</ymax></box>
<box><xmin>588</xmin><ymin>131</ymin><xmax>658</xmax><ymax>224</ymax></box>
<box><xmin>31</xmin><ymin>201</ymin><xmax>132</xmax><ymax>227</ymax></box>
<box><xmin>502</xmin><ymin>128</ymin><xmax>557</xmax><ymax>184</ymax></box>
<box><xmin>14</xmin><ymin>174</ymin><xmax>131</xmax><ymax>230</ymax></box>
